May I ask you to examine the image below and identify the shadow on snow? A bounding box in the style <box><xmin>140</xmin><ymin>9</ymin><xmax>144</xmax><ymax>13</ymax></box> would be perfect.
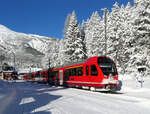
<box><xmin>3</xmin><ymin>81</ymin><xmax>66</xmax><ymax>114</ymax></box>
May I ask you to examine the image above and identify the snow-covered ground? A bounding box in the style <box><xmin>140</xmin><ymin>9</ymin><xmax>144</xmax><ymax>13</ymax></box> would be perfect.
<box><xmin>0</xmin><ymin>77</ymin><xmax>150</xmax><ymax>114</ymax></box>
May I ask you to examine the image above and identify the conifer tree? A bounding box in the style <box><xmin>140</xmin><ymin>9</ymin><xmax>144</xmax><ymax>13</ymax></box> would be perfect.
<box><xmin>131</xmin><ymin>0</ymin><xmax>150</xmax><ymax>70</ymax></box>
<box><xmin>107</xmin><ymin>2</ymin><xmax>134</xmax><ymax>73</ymax></box>
<box><xmin>63</xmin><ymin>14</ymin><xmax>71</xmax><ymax>40</ymax></box>
<box><xmin>57</xmin><ymin>39</ymin><xmax>66</xmax><ymax>66</ymax></box>
<box><xmin>81</xmin><ymin>20</ymin><xmax>87</xmax><ymax>59</ymax></box>
<box><xmin>85</xmin><ymin>11</ymin><xmax>104</xmax><ymax>57</ymax></box>
<box><xmin>107</xmin><ymin>2</ymin><xmax>121</xmax><ymax>60</ymax></box>
<box><xmin>63</xmin><ymin>11</ymin><xmax>85</xmax><ymax>63</ymax></box>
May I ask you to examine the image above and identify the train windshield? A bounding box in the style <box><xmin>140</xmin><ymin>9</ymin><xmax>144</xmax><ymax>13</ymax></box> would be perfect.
<box><xmin>98</xmin><ymin>57</ymin><xmax>118</xmax><ymax>76</ymax></box>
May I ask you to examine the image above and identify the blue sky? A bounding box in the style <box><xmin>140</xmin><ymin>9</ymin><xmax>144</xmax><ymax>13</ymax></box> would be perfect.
<box><xmin>0</xmin><ymin>0</ymin><xmax>133</xmax><ymax>39</ymax></box>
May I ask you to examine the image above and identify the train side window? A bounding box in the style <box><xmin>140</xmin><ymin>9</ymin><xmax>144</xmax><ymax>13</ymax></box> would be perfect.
<box><xmin>53</xmin><ymin>71</ymin><xmax>59</xmax><ymax>79</ymax></box>
<box><xmin>55</xmin><ymin>71</ymin><xmax>59</xmax><ymax>80</ymax></box>
<box><xmin>31</xmin><ymin>74</ymin><xmax>34</xmax><ymax>78</ymax></box>
<box><xmin>64</xmin><ymin>69</ymin><xmax>69</xmax><ymax>80</ymax></box>
<box><xmin>86</xmin><ymin>66</ymin><xmax>89</xmax><ymax>76</ymax></box>
<box><xmin>91</xmin><ymin>65</ymin><xmax>98</xmax><ymax>76</ymax></box>
<box><xmin>69</xmin><ymin>69</ymin><xmax>72</xmax><ymax>76</ymax></box>
<box><xmin>64</xmin><ymin>70</ymin><xmax>67</xmax><ymax>76</ymax></box>
<box><xmin>73</xmin><ymin>68</ymin><xmax>77</xmax><ymax>76</ymax></box>
<box><xmin>41</xmin><ymin>72</ymin><xmax>45</xmax><ymax>78</ymax></box>
<box><xmin>44</xmin><ymin>72</ymin><xmax>46</xmax><ymax>77</ymax></box>
<box><xmin>36</xmin><ymin>72</ymin><xmax>40</xmax><ymax>77</ymax></box>
<box><xmin>77</xmin><ymin>67</ymin><xmax>83</xmax><ymax>76</ymax></box>
<box><xmin>70</xmin><ymin>69</ymin><xmax>72</xmax><ymax>76</ymax></box>
<box><xmin>71</xmin><ymin>68</ymin><xmax>76</xmax><ymax>76</ymax></box>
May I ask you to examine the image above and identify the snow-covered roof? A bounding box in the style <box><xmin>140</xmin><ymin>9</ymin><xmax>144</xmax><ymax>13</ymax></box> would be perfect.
<box><xmin>18</xmin><ymin>68</ymin><xmax>43</xmax><ymax>74</ymax></box>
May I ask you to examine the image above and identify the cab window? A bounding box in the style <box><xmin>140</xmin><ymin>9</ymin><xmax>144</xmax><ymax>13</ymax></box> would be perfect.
<box><xmin>91</xmin><ymin>65</ymin><xmax>98</xmax><ymax>76</ymax></box>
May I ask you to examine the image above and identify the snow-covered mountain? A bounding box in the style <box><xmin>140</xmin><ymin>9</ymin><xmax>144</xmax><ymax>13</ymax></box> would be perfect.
<box><xmin>0</xmin><ymin>24</ymin><xmax>58</xmax><ymax>68</ymax></box>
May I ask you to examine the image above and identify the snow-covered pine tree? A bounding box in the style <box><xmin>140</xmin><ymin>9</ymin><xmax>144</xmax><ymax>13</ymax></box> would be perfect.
<box><xmin>131</xmin><ymin>0</ymin><xmax>150</xmax><ymax>73</ymax></box>
<box><xmin>107</xmin><ymin>2</ymin><xmax>122</xmax><ymax>62</ymax></box>
<box><xmin>63</xmin><ymin>14</ymin><xmax>71</xmax><ymax>40</ymax></box>
<box><xmin>57</xmin><ymin>39</ymin><xmax>66</xmax><ymax>66</ymax></box>
<box><xmin>62</xmin><ymin>13</ymin><xmax>71</xmax><ymax>64</ymax></box>
<box><xmin>72</xmin><ymin>24</ymin><xmax>85</xmax><ymax>62</ymax></box>
<box><xmin>107</xmin><ymin>2</ymin><xmax>134</xmax><ymax>73</ymax></box>
<box><xmin>63</xmin><ymin>11</ymin><xmax>85</xmax><ymax>63</ymax></box>
<box><xmin>81</xmin><ymin>20</ymin><xmax>87</xmax><ymax>59</ymax></box>
<box><xmin>121</xmin><ymin>2</ymin><xmax>136</xmax><ymax>73</ymax></box>
<box><xmin>41</xmin><ymin>39</ymin><xmax>59</xmax><ymax>68</ymax></box>
<box><xmin>49</xmin><ymin>41</ymin><xmax>59</xmax><ymax>67</ymax></box>
<box><xmin>85</xmin><ymin>11</ymin><xmax>104</xmax><ymax>57</ymax></box>
<box><xmin>64</xmin><ymin>11</ymin><xmax>77</xmax><ymax>63</ymax></box>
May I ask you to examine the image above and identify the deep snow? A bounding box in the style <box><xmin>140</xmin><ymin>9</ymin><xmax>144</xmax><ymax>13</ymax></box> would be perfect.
<box><xmin>0</xmin><ymin>77</ymin><xmax>150</xmax><ymax>114</ymax></box>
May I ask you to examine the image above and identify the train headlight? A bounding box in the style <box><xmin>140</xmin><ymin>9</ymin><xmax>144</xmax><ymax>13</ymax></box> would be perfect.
<box><xmin>109</xmin><ymin>73</ymin><xmax>113</xmax><ymax>81</ymax></box>
<box><xmin>109</xmin><ymin>73</ymin><xmax>113</xmax><ymax>76</ymax></box>
<box><xmin>102</xmin><ymin>79</ymin><xmax>109</xmax><ymax>84</ymax></box>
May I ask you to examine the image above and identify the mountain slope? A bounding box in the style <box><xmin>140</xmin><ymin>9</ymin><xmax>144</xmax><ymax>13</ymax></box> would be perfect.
<box><xmin>0</xmin><ymin>24</ymin><xmax>58</xmax><ymax>68</ymax></box>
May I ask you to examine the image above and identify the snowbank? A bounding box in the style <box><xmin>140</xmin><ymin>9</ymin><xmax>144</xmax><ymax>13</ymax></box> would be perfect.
<box><xmin>118</xmin><ymin>73</ymin><xmax>150</xmax><ymax>96</ymax></box>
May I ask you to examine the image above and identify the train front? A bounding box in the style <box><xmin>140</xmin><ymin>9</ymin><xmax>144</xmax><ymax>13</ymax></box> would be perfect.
<box><xmin>98</xmin><ymin>57</ymin><xmax>119</xmax><ymax>91</ymax></box>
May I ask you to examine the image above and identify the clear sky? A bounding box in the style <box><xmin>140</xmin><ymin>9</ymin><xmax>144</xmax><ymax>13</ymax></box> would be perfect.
<box><xmin>0</xmin><ymin>0</ymin><xmax>133</xmax><ymax>39</ymax></box>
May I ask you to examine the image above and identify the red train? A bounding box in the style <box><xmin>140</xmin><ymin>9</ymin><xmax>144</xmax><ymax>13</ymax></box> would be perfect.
<box><xmin>23</xmin><ymin>70</ymin><xmax>48</xmax><ymax>83</ymax></box>
<box><xmin>35</xmin><ymin>70</ymin><xmax>48</xmax><ymax>83</ymax></box>
<box><xmin>23</xmin><ymin>73</ymin><xmax>33</xmax><ymax>81</ymax></box>
<box><xmin>23</xmin><ymin>56</ymin><xmax>119</xmax><ymax>91</ymax></box>
<box><xmin>48</xmin><ymin>56</ymin><xmax>119</xmax><ymax>91</ymax></box>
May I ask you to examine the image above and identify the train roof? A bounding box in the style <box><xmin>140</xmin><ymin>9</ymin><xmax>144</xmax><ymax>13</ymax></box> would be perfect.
<box><xmin>52</xmin><ymin>56</ymin><xmax>113</xmax><ymax>70</ymax></box>
<box><xmin>52</xmin><ymin>59</ymin><xmax>86</xmax><ymax>69</ymax></box>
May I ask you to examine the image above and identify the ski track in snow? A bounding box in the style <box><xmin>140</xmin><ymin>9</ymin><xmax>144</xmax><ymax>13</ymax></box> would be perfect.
<box><xmin>0</xmin><ymin>80</ymin><xmax>150</xmax><ymax>114</ymax></box>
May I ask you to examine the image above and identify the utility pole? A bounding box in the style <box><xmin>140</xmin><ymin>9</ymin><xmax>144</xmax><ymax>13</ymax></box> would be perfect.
<box><xmin>12</xmin><ymin>52</ymin><xmax>15</xmax><ymax>71</ymax></box>
<box><xmin>104</xmin><ymin>8</ymin><xmax>107</xmax><ymax>56</ymax></box>
<box><xmin>48</xmin><ymin>58</ymin><xmax>50</xmax><ymax>69</ymax></box>
<box><xmin>0</xmin><ymin>55</ymin><xmax>3</xmax><ymax>71</ymax></box>
<box><xmin>10</xmin><ymin>52</ymin><xmax>16</xmax><ymax>71</ymax></box>
<box><xmin>101</xmin><ymin>8</ymin><xmax>108</xmax><ymax>56</ymax></box>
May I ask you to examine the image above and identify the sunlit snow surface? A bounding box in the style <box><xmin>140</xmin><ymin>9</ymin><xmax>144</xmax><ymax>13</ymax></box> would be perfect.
<box><xmin>19</xmin><ymin>97</ymin><xmax>35</xmax><ymax>105</ymax></box>
<box><xmin>0</xmin><ymin>77</ymin><xmax>150</xmax><ymax>114</ymax></box>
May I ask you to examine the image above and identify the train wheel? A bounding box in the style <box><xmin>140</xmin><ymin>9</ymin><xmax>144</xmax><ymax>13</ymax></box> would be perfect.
<box><xmin>90</xmin><ymin>87</ymin><xmax>96</xmax><ymax>92</ymax></box>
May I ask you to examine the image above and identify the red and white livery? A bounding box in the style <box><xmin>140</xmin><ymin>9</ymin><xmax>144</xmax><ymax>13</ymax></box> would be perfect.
<box><xmin>48</xmin><ymin>56</ymin><xmax>119</xmax><ymax>91</ymax></box>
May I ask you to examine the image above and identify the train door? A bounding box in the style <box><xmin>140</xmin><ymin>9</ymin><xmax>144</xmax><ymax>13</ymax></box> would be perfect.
<box><xmin>89</xmin><ymin>64</ymin><xmax>99</xmax><ymax>82</ymax></box>
<box><xmin>47</xmin><ymin>69</ymin><xmax>54</xmax><ymax>85</ymax></box>
<box><xmin>85</xmin><ymin>65</ymin><xmax>90</xmax><ymax>82</ymax></box>
<box><xmin>59</xmin><ymin>70</ymin><xmax>63</xmax><ymax>85</ymax></box>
